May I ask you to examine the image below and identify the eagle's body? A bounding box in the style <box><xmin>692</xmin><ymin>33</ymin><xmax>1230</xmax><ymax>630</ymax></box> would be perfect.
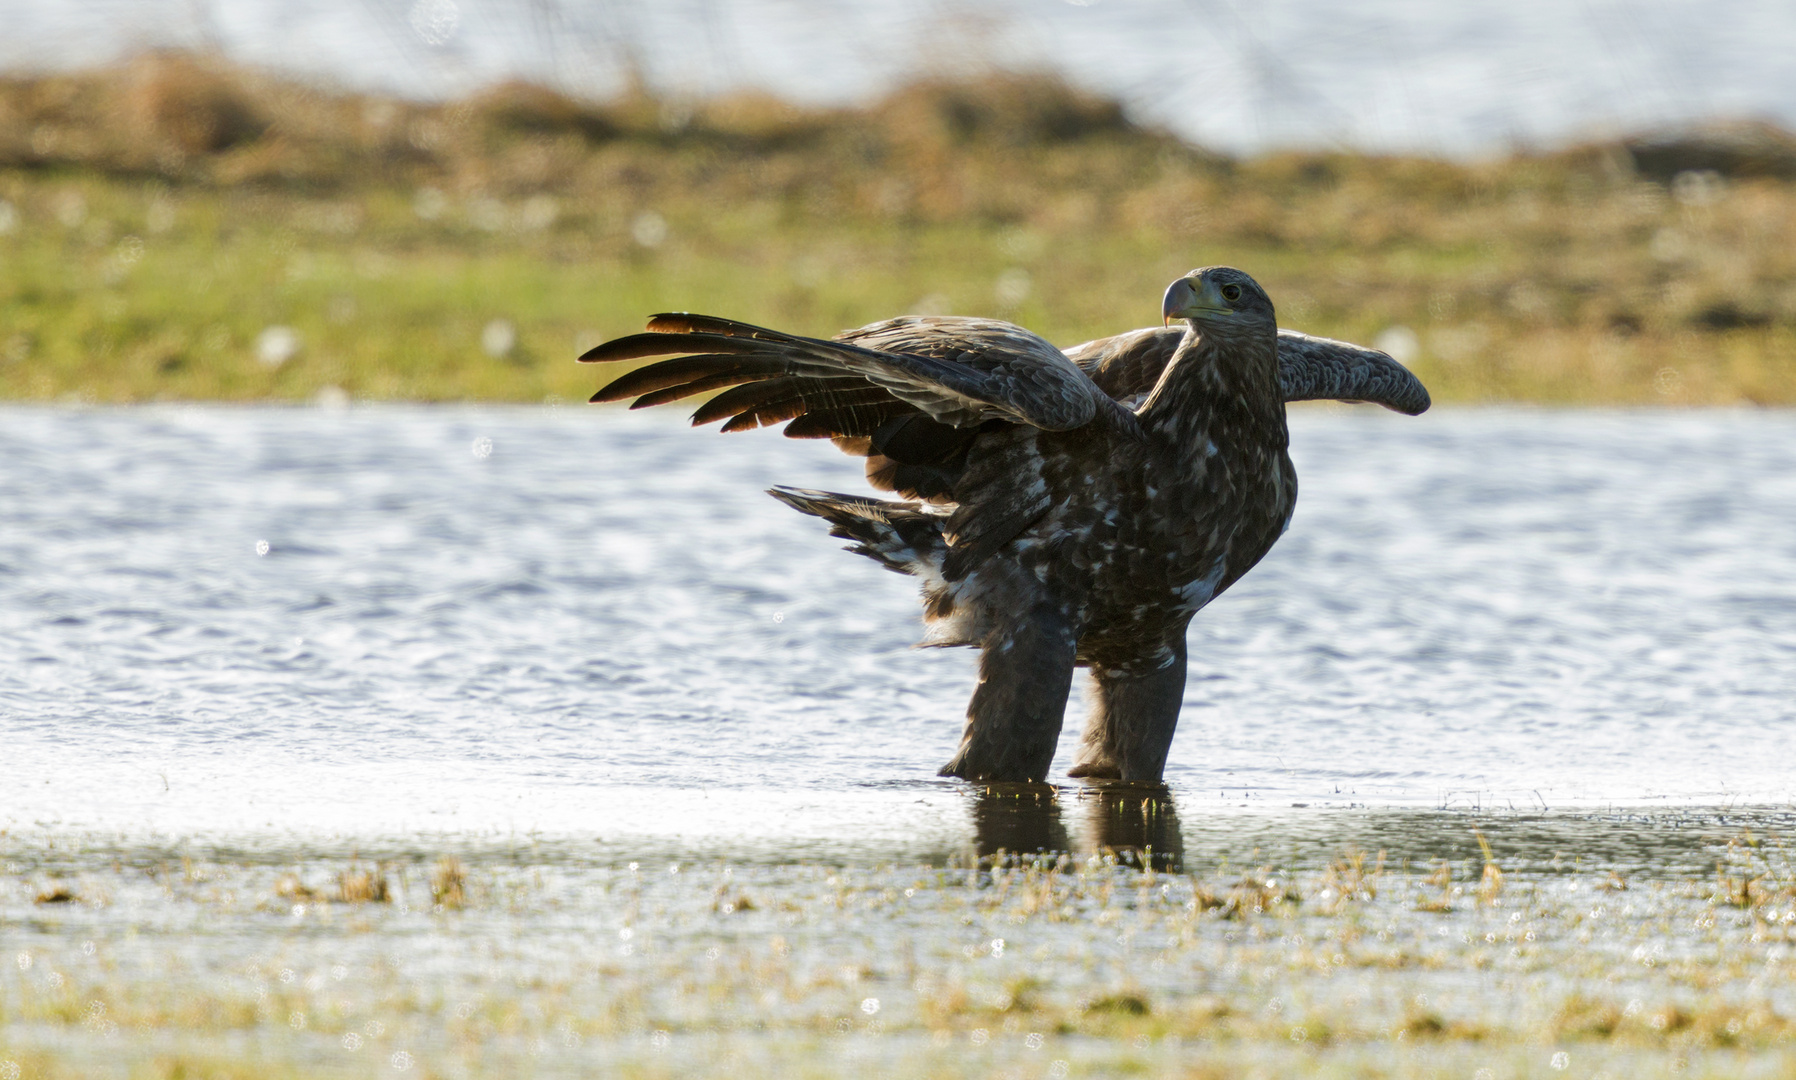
<box><xmin>582</xmin><ymin>268</ymin><xmax>1427</xmax><ymax>782</ymax></box>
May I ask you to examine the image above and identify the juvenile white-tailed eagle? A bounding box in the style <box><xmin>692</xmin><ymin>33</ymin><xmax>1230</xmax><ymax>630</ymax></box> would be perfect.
<box><xmin>581</xmin><ymin>268</ymin><xmax>1428</xmax><ymax>782</ymax></box>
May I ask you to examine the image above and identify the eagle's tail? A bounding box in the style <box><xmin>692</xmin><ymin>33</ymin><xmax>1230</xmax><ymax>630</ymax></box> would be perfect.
<box><xmin>767</xmin><ymin>487</ymin><xmax>946</xmax><ymax>577</ymax></box>
<box><xmin>767</xmin><ymin>487</ymin><xmax>962</xmax><ymax>630</ymax></box>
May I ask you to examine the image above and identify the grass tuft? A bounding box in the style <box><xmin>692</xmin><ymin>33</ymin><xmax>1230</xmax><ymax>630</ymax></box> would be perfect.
<box><xmin>1473</xmin><ymin>830</ymin><xmax>1504</xmax><ymax>905</ymax></box>
<box><xmin>1085</xmin><ymin>993</ymin><xmax>1151</xmax><ymax>1017</ymax></box>
<box><xmin>430</xmin><ymin>855</ymin><xmax>466</xmax><ymax>909</ymax></box>
<box><xmin>272</xmin><ymin>873</ymin><xmax>323</xmax><ymax>902</ymax></box>
<box><xmin>336</xmin><ymin>863</ymin><xmax>390</xmax><ymax>904</ymax></box>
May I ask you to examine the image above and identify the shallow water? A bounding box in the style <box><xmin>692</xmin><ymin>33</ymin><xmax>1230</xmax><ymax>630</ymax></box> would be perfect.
<box><xmin>2</xmin><ymin>405</ymin><xmax>1793</xmax><ymax>856</ymax></box>
<box><xmin>10</xmin><ymin>0</ymin><xmax>1796</xmax><ymax>155</ymax></box>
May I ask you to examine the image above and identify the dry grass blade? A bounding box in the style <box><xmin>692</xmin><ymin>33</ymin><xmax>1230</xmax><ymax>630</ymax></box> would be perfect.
<box><xmin>273</xmin><ymin>874</ymin><xmax>323</xmax><ymax>902</ymax></box>
<box><xmin>1190</xmin><ymin>881</ymin><xmax>1226</xmax><ymax>911</ymax></box>
<box><xmin>1714</xmin><ymin>863</ymin><xmax>1764</xmax><ymax>909</ymax></box>
<box><xmin>1417</xmin><ymin>859</ymin><xmax>1454</xmax><ymax>913</ymax></box>
<box><xmin>431</xmin><ymin>855</ymin><xmax>467</xmax><ymax>909</ymax></box>
<box><xmin>1219</xmin><ymin>869</ymin><xmax>1301</xmax><ymax>919</ymax></box>
<box><xmin>337</xmin><ymin>864</ymin><xmax>390</xmax><ymax>904</ymax></box>
<box><xmin>1319</xmin><ymin>848</ymin><xmax>1384</xmax><ymax>910</ymax></box>
<box><xmin>1473</xmin><ymin>829</ymin><xmax>1504</xmax><ymax>904</ymax></box>
<box><xmin>713</xmin><ymin>890</ymin><xmax>756</xmax><ymax>914</ymax></box>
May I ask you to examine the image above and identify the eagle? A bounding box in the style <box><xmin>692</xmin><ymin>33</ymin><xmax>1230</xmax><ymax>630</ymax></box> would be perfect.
<box><xmin>581</xmin><ymin>267</ymin><xmax>1428</xmax><ymax>782</ymax></box>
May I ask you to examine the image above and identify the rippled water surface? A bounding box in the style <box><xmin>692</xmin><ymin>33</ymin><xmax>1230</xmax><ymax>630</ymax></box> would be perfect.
<box><xmin>3</xmin><ymin>405</ymin><xmax>1794</xmax><ymax>850</ymax></box>
<box><xmin>11</xmin><ymin>0</ymin><xmax>1796</xmax><ymax>155</ymax></box>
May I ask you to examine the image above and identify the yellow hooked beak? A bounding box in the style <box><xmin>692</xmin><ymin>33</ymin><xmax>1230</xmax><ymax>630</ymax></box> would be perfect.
<box><xmin>1162</xmin><ymin>275</ymin><xmax>1232</xmax><ymax>326</ymax></box>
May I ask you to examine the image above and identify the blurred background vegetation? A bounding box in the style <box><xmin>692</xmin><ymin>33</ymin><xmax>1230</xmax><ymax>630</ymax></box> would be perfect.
<box><xmin>2</xmin><ymin>52</ymin><xmax>1795</xmax><ymax>404</ymax></box>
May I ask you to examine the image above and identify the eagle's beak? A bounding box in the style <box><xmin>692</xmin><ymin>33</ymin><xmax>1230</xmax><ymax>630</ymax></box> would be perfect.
<box><xmin>1162</xmin><ymin>275</ymin><xmax>1230</xmax><ymax>325</ymax></box>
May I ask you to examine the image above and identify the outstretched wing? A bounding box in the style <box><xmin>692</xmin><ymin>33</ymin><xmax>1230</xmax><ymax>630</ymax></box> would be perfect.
<box><xmin>584</xmin><ymin>313</ymin><xmax>1426</xmax><ymax>504</ymax></box>
<box><xmin>582</xmin><ymin>313</ymin><xmax>1111</xmax><ymax>434</ymax></box>
<box><xmin>585</xmin><ymin>312</ymin><xmax>1135</xmax><ymax>575</ymax></box>
<box><xmin>1066</xmin><ymin>326</ymin><xmax>1432</xmax><ymax>415</ymax></box>
<box><xmin>1275</xmin><ymin>329</ymin><xmax>1432</xmax><ymax>414</ymax></box>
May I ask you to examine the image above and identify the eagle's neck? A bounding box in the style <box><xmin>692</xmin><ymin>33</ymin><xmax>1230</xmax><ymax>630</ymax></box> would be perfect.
<box><xmin>1136</xmin><ymin>326</ymin><xmax>1287</xmax><ymax>448</ymax></box>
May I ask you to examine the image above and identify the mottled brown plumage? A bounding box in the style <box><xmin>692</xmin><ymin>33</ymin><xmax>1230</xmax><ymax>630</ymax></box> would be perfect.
<box><xmin>580</xmin><ymin>268</ymin><xmax>1427</xmax><ymax>782</ymax></box>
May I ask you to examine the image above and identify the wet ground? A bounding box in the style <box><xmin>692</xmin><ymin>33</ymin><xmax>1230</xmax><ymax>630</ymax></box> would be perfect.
<box><xmin>4</xmin><ymin>800</ymin><xmax>1796</xmax><ymax>1079</ymax></box>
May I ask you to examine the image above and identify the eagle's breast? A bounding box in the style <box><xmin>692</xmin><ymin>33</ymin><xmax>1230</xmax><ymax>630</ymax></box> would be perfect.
<box><xmin>1043</xmin><ymin>373</ymin><xmax>1292</xmax><ymax>668</ymax></box>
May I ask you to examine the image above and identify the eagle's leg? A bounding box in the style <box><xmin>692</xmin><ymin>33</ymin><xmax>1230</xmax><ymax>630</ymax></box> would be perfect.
<box><xmin>938</xmin><ymin>606</ymin><xmax>1078</xmax><ymax>783</ymax></box>
<box><xmin>1067</xmin><ymin>638</ymin><xmax>1188</xmax><ymax>781</ymax></box>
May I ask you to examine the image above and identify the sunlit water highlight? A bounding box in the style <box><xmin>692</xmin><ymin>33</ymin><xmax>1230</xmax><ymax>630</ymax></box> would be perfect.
<box><xmin>2</xmin><ymin>405</ymin><xmax>1793</xmax><ymax>852</ymax></box>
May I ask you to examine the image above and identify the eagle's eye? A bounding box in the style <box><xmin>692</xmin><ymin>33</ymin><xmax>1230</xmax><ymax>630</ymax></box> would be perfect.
<box><xmin>1221</xmin><ymin>284</ymin><xmax>1242</xmax><ymax>303</ymax></box>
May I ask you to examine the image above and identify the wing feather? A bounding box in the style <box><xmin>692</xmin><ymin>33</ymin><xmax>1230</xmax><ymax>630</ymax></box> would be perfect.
<box><xmin>941</xmin><ymin>426</ymin><xmax>1053</xmax><ymax>580</ymax></box>
<box><xmin>623</xmin><ymin>369</ymin><xmax>775</xmax><ymax>409</ymax></box>
<box><xmin>587</xmin><ymin>354</ymin><xmax>784</xmax><ymax>402</ymax></box>
<box><xmin>1063</xmin><ymin>326</ymin><xmax>1431</xmax><ymax>415</ymax></box>
<box><xmin>718</xmin><ymin>396</ymin><xmax>808</xmax><ymax>433</ymax></box>
<box><xmin>583</xmin><ymin>313</ymin><xmax>1106</xmax><ymax>432</ymax></box>
<box><xmin>1274</xmin><ymin>329</ymin><xmax>1432</xmax><ymax>414</ymax></box>
<box><xmin>693</xmin><ymin>378</ymin><xmax>814</xmax><ymax>426</ymax></box>
<box><xmin>784</xmin><ymin>403</ymin><xmax>909</xmax><ymax>439</ymax></box>
<box><xmin>693</xmin><ymin>378</ymin><xmax>899</xmax><ymax>433</ymax></box>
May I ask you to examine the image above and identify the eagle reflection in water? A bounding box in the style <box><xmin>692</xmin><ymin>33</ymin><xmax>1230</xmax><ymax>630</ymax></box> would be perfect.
<box><xmin>969</xmin><ymin>784</ymin><xmax>1183</xmax><ymax>873</ymax></box>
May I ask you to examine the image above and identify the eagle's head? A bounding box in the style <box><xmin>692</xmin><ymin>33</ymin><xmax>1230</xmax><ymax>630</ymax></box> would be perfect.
<box><xmin>1161</xmin><ymin>267</ymin><xmax>1276</xmax><ymax>340</ymax></box>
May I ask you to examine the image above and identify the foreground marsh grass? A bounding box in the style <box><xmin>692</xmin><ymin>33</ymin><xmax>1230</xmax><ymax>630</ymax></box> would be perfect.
<box><xmin>4</xmin><ymin>806</ymin><xmax>1796</xmax><ymax>1078</ymax></box>
<box><xmin>3</xmin><ymin>54</ymin><xmax>1796</xmax><ymax>405</ymax></box>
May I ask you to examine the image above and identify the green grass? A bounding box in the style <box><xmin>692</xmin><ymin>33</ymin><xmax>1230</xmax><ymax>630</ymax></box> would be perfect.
<box><xmin>0</xmin><ymin>173</ymin><xmax>1194</xmax><ymax>405</ymax></box>
<box><xmin>4</xmin><ymin>56</ymin><xmax>1796</xmax><ymax>406</ymax></box>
